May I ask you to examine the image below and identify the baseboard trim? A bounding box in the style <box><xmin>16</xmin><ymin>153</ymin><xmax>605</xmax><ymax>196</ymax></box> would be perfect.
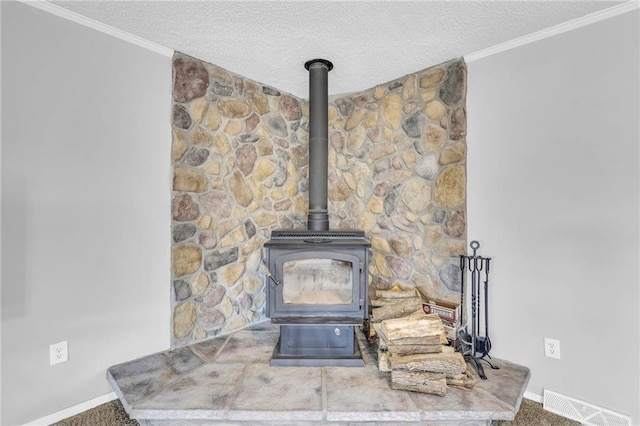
<box><xmin>25</xmin><ymin>392</ymin><xmax>118</xmax><ymax>426</ymax></box>
<box><xmin>524</xmin><ymin>391</ymin><xmax>543</xmax><ymax>403</ymax></box>
<box><xmin>17</xmin><ymin>0</ymin><xmax>173</xmax><ymax>58</ymax></box>
<box><xmin>465</xmin><ymin>0</ymin><xmax>639</xmax><ymax>63</ymax></box>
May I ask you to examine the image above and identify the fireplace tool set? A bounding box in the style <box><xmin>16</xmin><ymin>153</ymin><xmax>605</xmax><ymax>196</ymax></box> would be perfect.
<box><xmin>457</xmin><ymin>240</ymin><xmax>499</xmax><ymax>379</ymax></box>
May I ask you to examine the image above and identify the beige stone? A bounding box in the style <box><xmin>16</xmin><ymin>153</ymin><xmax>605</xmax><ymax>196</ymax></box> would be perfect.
<box><xmin>205</xmin><ymin>107</ymin><xmax>222</xmax><ymax>132</ymax></box>
<box><xmin>192</xmin><ymin>272</ymin><xmax>210</xmax><ymax>295</ymax></box>
<box><xmin>253</xmin><ymin>210</ymin><xmax>278</xmax><ymax>227</ymax></box>
<box><xmin>224</xmin><ymin>119</ymin><xmax>242</xmax><ymax>135</ymax></box>
<box><xmin>424</xmin><ymin>124</ymin><xmax>447</xmax><ymax>151</ymax></box>
<box><xmin>346</xmin><ymin>126</ymin><xmax>366</xmax><ymax>152</ymax></box>
<box><xmin>269</xmin><ymin>189</ymin><xmax>284</xmax><ymax>200</ymax></box>
<box><xmin>328</xmin><ymin>106</ymin><xmax>337</xmax><ymax>124</ymax></box>
<box><xmin>221</xmin><ymin>297</ymin><xmax>234</xmax><ymax>317</ymax></box>
<box><xmin>241</xmin><ymin>236</ymin><xmax>263</xmax><ymax>256</ymax></box>
<box><xmin>257</xmin><ymin>138</ymin><xmax>273</xmax><ymax>156</ymax></box>
<box><xmin>283</xmin><ymin>180</ymin><xmax>298</xmax><ymax>197</ymax></box>
<box><xmin>383</xmin><ymin>128</ymin><xmax>393</xmax><ymax>141</ymax></box>
<box><xmin>203</xmin><ymin>161</ymin><xmax>220</xmax><ymax>176</ymax></box>
<box><xmin>364</xmin><ymin>112</ymin><xmax>378</xmax><ymax>128</ymax></box>
<box><xmin>291</xmin><ymin>196</ymin><xmax>308</xmax><ymax>218</ymax></box>
<box><xmin>367</xmin><ymin>197</ymin><xmax>384</xmax><ymax>214</ymax></box>
<box><xmin>419</xmin><ymin>67</ymin><xmax>445</xmax><ymax>88</ymax></box>
<box><xmin>247</xmin><ymin>92</ymin><xmax>270</xmax><ymax>115</ymax></box>
<box><xmin>389</xmin><ymin>171</ymin><xmax>413</xmax><ymax>184</ymax></box>
<box><xmin>381</xmin><ymin>93</ymin><xmax>403</xmax><ymax>130</ymax></box>
<box><xmin>244</xmin><ymin>275</ymin><xmax>263</xmax><ymax>294</ymax></box>
<box><xmin>253</xmin><ymin>158</ymin><xmax>276</xmax><ymax>181</ymax></box>
<box><xmin>173</xmin><ymin>167</ymin><xmax>208</xmax><ymax>192</ymax></box>
<box><xmin>358</xmin><ymin>214</ymin><xmax>377</xmax><ymax>232</ymax></box>
<box><xmin>210</xmin><ymin>66</ymin><xmax>232</xmax><ymax>84</ymax></box>
<box><xmin>343</xmin><ymin>172</ymin><xmax>356</xmax><ymax>190</ymax></box>
<box><xmin>435</xmin><ymin>239</ymin><xmax>466</xmax><ymax>257</ymax></box>
<box><xmin>370</xmin><ymin>144</ymin><xmax>396</xmax><ymax>161</ymax></box>
<box><xmin>420</xmin><ymin>89</ymin><xmax>437</xmax><ymax>103</ymax></box>
<box><xmin>228</xmin><ymin>170</ymin><xmax>253</xmax><ymax>207</ymax></box>
<box><xmin>190</xmin><ymin>99</ymin><xmax>209</xmax><ymax>124</ymax></box>
<box><xmin>328</xmin><ymin>181</ymin><xmax>351</xmax><ymax>202</ymax></box>
<box><xmin>374</xmin><ymin>252</ymin><xmax>392</xmax><ymax>278</ymax></box>
<box><xmin>173</xmin><ymin>301</ymin><xmax>196</xmax><ymax>339</ymax></box>
<box><xmin>440</xmin><ymin>143</ymin><xmax>466</xmax><ymax>165</ymax></box>
<box><xmin>224</xmin><ymin>315</ymin><xmax>247</xmax><ymax>332</ymax></box>
<box><xmin>425</xmin><ymin>101</ymin><xmax>446</xmax><ymax>120</ymax></box>
<box><xmin>190</xmin><ymin>127</ymin><xmax>213</xmax><ymax>146</ymax></box>
<box><xmin>371</xmin><ymin>236</ymin><xmax>391</xmax><ymax>253</ymax></box>
<box><xmin>435</xmin><ymin>165</ymin><xmax>466</xmax><ymax>208</ymax></box>
<box><xmin>345</xmin><ymin>109</ymin><xmax>367</xmax><ymax>131</ymax></box>
<box><xmin>197</xmin><ymin>214</ymin><xmax>212</xmax><ymax>229</ymax></box>
<box><xmin>172</xmin><ymin>130</ymin><xmax>188</xmax><ymax>161</ymax></box>
<box><xmin>389</xmin><ymin>234</ymin><xmax>414</xmax><ymax>258</ymax></box>
<box><xmin>374</xmin><ymin>85</ymin><xmax>388</xmax><ymax>100</ymax></box>
<box><xmin>425</xmin><ymin>225</ymin><xmax>442</xmax><ymax>246</ymax></box>
<box><xmin>221</xmin><ymin>262</ymin><xmax>245</xmax><ymax>286</ymax></box>
<box><xmin>213</xmin><ymin>133</ymin><xmax>231</xmax><ymax>155</ymax></box>
<box><xmin>403</xmin><ymin>74</ymin><xmax>416</xmax><ymax>100</ymax></box>
<box><xmin>173</xmin><ymin>245</ymin><xmax>202</xmax><ymax>277</ymax></box>
<box><xmin>218</xmin><ymin>99</ymin><xmax>251</xmax><ymax>118</ymax></box>
<box><xmin>401</xmin><ymin>151</ymin><xmax>417</xmax><ymax>169</ymax></box>
<box><xmin>405</xmin><ymin>211</ymin><xmax>417</xmax><ymax>223</ymax></box>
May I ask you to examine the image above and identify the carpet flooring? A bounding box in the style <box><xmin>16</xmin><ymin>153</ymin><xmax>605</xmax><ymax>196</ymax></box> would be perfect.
<box><xmin>53</xmin><ymin>397</ymin><xmax>578</xmax><ymax>425</ymax></box>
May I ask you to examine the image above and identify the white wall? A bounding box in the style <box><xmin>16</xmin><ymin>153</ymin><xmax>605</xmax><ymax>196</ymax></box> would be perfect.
<box><xmin>1</xmin><ymin>2</ymin><xmax>172</xmax><ymax>424</ymax></box>
<box><xmin>467</xmin><ymin>8</ymin><xmax>639</xmax><ymax>423</ymax></box>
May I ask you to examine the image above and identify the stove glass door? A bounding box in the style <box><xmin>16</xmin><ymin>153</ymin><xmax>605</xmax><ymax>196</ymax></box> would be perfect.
<box><xmin>282</xmin><ymin>258</ymin><xmax>353</xmax><ymax>305</ymax></box>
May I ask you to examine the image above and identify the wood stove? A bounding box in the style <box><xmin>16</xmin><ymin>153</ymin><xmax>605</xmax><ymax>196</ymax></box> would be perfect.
<box><xmin>264</xmin><ymin>59</ymin><xmax>370</xmax><ymax>367</ymax></box>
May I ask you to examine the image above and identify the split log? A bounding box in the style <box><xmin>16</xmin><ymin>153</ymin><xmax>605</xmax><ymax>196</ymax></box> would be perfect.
<box><xmin>375</xmin><ymin>289</ymin><xmax>418</xmax><ymax>299</ymax></box>
<box><xmin>390</xmin><ymin>352</ymin><xmax>467</xmax><ymax>376</ymax></box>
<box><xmin>391</xmin><ymin>370</ymin><xmax>447</xmax><ymax>396</ymax></box>
<box><xmin>378</xmin><ymin>349</ymin><xmax>391</xmax><ymax>372</ymax></box>
<box><xmin>440</xmin><ymin>345</ymin><xmax>455</xmax><ymax>354</ymax></box>
<box><xmin>381</xmin><ymin>314</ymin><xmax>444</xmax><ymax>340</ymax></box>
<box><xmin>387</xmin><ymin>343</ymin><xmax>442</xmax><ymax>356</ymax></box>
<box><xmin>446</xmin><ymin>369</ymin><xmax>478</xmax><ymax>389</ymax></box>
<box><xmin>371</xmin><ymin>297</ymin><xmax>422</xmax><ymax>322</ymax></box>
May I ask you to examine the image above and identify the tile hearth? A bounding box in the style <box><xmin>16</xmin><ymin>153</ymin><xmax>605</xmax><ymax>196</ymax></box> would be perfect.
<box><xmin>107</xmin><ymin>322</ymin><xmax>530</xmax><ymax>425</ymax></box>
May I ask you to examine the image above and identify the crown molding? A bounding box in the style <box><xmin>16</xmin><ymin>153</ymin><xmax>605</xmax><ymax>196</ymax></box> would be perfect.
<box><xmin>465</xmin><ymin>0</ymin><xmax>639</xmax><ymax>63</ymax></box>
<box><xmin>17</xmin><ymin>0</ymin><xmax>174</xmax><ymax>58</ymax></box>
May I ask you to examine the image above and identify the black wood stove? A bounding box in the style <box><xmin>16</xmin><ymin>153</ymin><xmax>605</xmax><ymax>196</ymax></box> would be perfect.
<box><xmin>264</xmin><ymin>59</ymin><xmax>370</xmax><ymax>367</ymax></box>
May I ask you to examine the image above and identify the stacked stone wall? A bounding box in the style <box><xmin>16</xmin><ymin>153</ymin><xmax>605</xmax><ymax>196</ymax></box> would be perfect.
<box><xmin>170</xmin><ymin>52</ymin><xmax>467</xmax><ymax>347</ymax></box>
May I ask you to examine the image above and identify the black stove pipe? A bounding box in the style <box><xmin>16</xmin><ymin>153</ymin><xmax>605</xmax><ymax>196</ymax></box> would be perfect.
<box><xmin>304</xmin><ymin>59</ymin><xmax>333</xmax><ymax>232</ymax></box>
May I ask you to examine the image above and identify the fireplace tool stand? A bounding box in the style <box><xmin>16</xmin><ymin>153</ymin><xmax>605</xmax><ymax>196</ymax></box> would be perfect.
<box><xmin>457</xmin><ymin>240</ymin><xmax>499</xmax><ymax>380</ymax></box>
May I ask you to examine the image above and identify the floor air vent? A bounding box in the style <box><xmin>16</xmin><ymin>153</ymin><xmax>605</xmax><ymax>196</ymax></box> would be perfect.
<box><xmin>543</xmin><ymin>389</ymin><xmax>631</xmax><ymax>426</ymax></box>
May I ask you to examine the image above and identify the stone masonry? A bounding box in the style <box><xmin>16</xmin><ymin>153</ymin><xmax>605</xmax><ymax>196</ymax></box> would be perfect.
<box><xmin>171</xmin><ymin>52</ymin><xmax>467</xmax><ymax>347</ymax></box>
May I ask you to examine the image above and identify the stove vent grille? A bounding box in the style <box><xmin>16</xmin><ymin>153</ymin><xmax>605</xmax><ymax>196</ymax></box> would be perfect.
<box><xmin>270</xmin><ymin>230</ymin><xmax>364</xmax><ymax>240</ymax></box>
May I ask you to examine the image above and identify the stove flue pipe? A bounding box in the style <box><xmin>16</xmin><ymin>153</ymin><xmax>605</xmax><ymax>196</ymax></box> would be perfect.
<box><xmin>304</xmin><ymin>58</ymin><xmax>333</xmax><ymax>231</ymax></box>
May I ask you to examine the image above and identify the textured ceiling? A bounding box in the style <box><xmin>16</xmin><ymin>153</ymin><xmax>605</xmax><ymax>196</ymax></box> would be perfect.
<box><xmin>49</xmin><ymin>0</ymin><xmax>624</xmax><ymax>98</ymax></box>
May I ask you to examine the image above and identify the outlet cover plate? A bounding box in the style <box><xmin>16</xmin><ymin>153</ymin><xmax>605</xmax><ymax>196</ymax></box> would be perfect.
<box><xmin>544</xmin><ymin>337</ymin><xmax>561</xmax><ymax>359</ymax></box>
<box><xmin>50</xmin><ymin>341</ymin><xmax>68</xmax><ymax>365</ymax></box>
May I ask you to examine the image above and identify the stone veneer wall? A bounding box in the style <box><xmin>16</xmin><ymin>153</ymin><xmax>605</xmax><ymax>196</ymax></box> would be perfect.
<box><xmin>170</xmin><ymin>52</ymin><xmax>467</xmax><ymax>347</ymax></box>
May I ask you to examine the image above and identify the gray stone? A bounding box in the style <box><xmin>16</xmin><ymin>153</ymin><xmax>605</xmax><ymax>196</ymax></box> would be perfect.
<box><xmin>440</xmin><ymin>61</ymin><xmax>465</xmax><ymax>106</ymax></box>
<box><xmin>204</xmin><ymin>247</ymin><xmax>239</xmax><ymax>271</ymax></box>
<box><xmin>173</xmin><ymin>57</ymin><xmax>209</xmax><ymax>103</ymax></box>
<box><xmin>238</xmin><ymin>134</ymin><xmax>260</xmax><ymax>144</ymax></box>
<box><xmin>183</xmin><ymin>147</ymin><xmax>209</xmax><ymax>167</ymax></box>
<box><xmin>450</xmin><ymin>107</ymin><xmax>466</xmax><ymax>140</ymax></box>
<box><xmin>201</xmin><ymin>310</ymin><xmax>225</xmax><ymax>329</ymax></box>
<box><xmin>173</xmin><ymin>279</ymin><xmax>192</xmax><ymax>301</ymax></box>
<box><xmin>244</xmin><ymin>220</ymin><xmax>256</xmax><ymax>239</ymax></box>
<box><xmin>198</xmin><ymin>232</ymin><xmax>217</xmax><ymax>250</ymax></box>
<box><xmin>433</xmin><ymin>209</ymin><xmax>446</xmax><ymax>223</ymax></box>
<box><xmin>385</xmin><ymin>255</ymin><xmax>412</xmax><ymax>279</ymax></box>
<box><xmin>173</xmin><ymin>104</ymin><xmax>192</xmax><ymax>129</ymax></box>
<box><xmin>173</xmin><ymin>223</ymin><xmax>196</xmax><ymax>243</ymax></box>
<box><xmin>237</xmin><ymin>292</ymin><xmax>253</xmax><ymax>311</ymax></box>
<box><xmin>383</xmin><ymin>193</ymin><xmax>397</xmax><ymax>215</ymax></box>
<box><xmin>172</xmin><ymin>194</ymin><xmax>199</xmax><ymax>221</ymax></box>
<box><xmin>212</xmin><ymin>81</ymin><xmax>233</xmax><ymax>96</ymax></box>
<box><xmin>265</xmin><ymin>113</ymin><xmax>288</xmax><ymax>138</ymax></box>
<box><xmin>402</xmin><ymin>113</ymin><xmax>426</xmax><ymax>138</ymax></box>
<box><xmin>335</xmin><ymin>97</ymin><xmax>355</xmax><ymax>117</ymax></box>
<box><xmin>262</xmin><ymin>86</ymin><xmax>281</xmax><ymax>96</ymax></box>
<box><xmin>236</xmin><ymin>144</ymin><xmax>257</xmax><ymax>176</ymax></box>
<box><xmin>387</xmin><ymin>80</ymin><xmax>403</xmax><ymax>91</ymax></box>
<box><xmin>439</xmin><ymin>263</ymin><xmax>461</xmax><ymax>292</ymax></box>
<box><xmin>415</xmin><ymin>154</ymin><xmax>440</xmax><ymax>181</ymax></box>
<box><xmin>445</xmin><ymin>210</ymin><xmax>466</xmax><ymax>237</ymax></box>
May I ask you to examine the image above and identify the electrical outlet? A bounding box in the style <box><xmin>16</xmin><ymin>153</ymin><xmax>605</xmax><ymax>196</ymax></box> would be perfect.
<box><xmin>50</xmin><ymin>341</ymin><xmax>68</xmax><ymax>365</ymax></box>
<box><xmin>544</xmin><ymin>337</ymin><xmax>561</xmax><ymax>359</ymax></box>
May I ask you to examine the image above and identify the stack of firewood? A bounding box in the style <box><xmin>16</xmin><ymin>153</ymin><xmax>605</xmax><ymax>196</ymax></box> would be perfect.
<box><xmin>370</xmin><ymin>288</ymin><xmax>476</xmax><ymax>396</ymax></box>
